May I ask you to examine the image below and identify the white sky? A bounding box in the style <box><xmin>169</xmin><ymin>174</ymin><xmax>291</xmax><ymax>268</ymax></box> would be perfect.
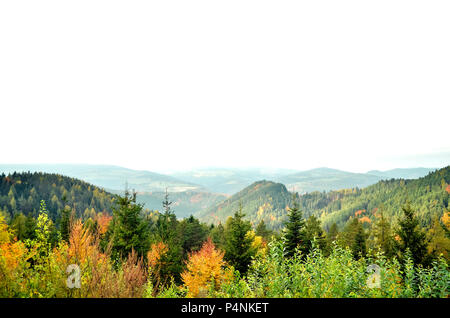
<box><xmin>1</xmin><ymin>1</ymin><xmax>449</xmax><ymax>173</ymax></box>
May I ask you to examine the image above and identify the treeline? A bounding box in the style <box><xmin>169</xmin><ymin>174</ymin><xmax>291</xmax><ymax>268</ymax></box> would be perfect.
<box><xmin>0</xmin><ymin>188</ymin><xmax>448</xmax><ymax>298</ymax></box>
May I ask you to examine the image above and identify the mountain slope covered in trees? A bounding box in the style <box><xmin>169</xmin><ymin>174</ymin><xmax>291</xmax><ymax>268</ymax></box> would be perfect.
<box><xmin>196</xmin><ymin>180</ymin><xmax>296</xmax><ymax>229</ymax></box>
<box><xmin>197</xmin><ymin>167</ymin><xmax>449</xmax><ymax>231</ymax></box>
<box><xmin>317</xmin><ymin>166</ymin><xmax>449</xmax><ymax>229</ymax></box>
<box><xmin>0</xmin><ymin>172</ymin><xmax>115</xmax><ymax>222</ymax></box>
<box><xmin>0</xmin><ymin>164</ymin><xmax>203</xmax><ymax>193</ymax></box>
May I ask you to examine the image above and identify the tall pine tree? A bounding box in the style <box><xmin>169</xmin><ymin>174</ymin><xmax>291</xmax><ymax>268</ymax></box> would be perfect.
<box><xmin>284</xmin><ymin>197</ymin><xmax>306</xmax><ymax>257</ymax></box>
<box><xmin>224</xmin><ymin>203</ymin><xmax>255</xmax><ymax>275</ymax></box>
<box><xmin>109</xmin><ymin>190</ymin><xmax>149</xmax><ymax>263</ymax></box>
<box><xmin>396</xmin><ymin>202</ymin><xmax>428</xmax><ymax>266</ymax></box>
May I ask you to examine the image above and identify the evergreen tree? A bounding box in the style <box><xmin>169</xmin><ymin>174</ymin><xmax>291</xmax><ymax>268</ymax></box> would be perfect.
<box><xmin>157</xmin><ymin>189</ymin><xmax>178</xmax><ymax>241</ymax></box>
<box><xmin>373</xmin><ymin>209</ymin><xmax>395</xmax><ymax>258</ymax></box>
<box><xmin>352</xmin><ymin>223</ymin><xmax>367</xmax><ymax>259</ymax></box>
<box><xmin>24</xmin><ymin>214</ymin><xmax>37</xmax><ymax>240</ymax></box>
<box><xmin>340</xmin><ymin>217</ymin><xmax>367</xmax><ymax>259</ymax></box>
<box><xmin>210</xmin><ymin>223</ymin><xmax>225</xmax><ymax>249</ymax></box>
<box><xmin>304</xmin><ymin>215</ymin><xmax>327</xmax><ymax>254</ymax></box>
<box><xmin>179</xmin><ymin>215</ymin><xmax>208</xmax><ymax>257</ymax></box>
<box><xmin>10</xmin><ymin>213</ymin><xmax>27</xmax><ymax>241</ymax></box>
<box><xmin>255</xmin><ymin>219</ymin><xmax>271</xmax><ymax>242</ymax></box>
<box><xmin>60</xmin><ymin>205</ymin><xmax>73</xmax><ymax>242</ymax></box>
<box><xmin>154</xmin><ymin>190</ymin><xmax>184</xmax><ymax>283</ymax></box>
<box><xmin>224</xmin><ymin>203</ymin><xmax>255</xmax><ymax>275</ymax></box>
<box><xmin>284</xmin><ymin>197</ymin><xmax>306</xmax><ymax>257</ymax></box>
<box><xmin>427</xmin><ymin>216</ymin><xmax>450</xmax><ymax>261</ymax></box>
<box><xmin>395</xmin><ymin>203</ymin><xmax>428</xmax><ymax>266</ymax></box>
<box><xmin>109</xmin><ymin>190</ymin><xmax>150</xmax><ymax>263</ymax></box>
<box><xmin>327</xmin><ymin>222</ymin><xmax>339</xmax><ymax>243</ymax></box>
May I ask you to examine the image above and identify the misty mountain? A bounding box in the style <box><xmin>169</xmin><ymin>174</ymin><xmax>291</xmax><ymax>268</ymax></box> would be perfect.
<box><xmin>195</xmin><ymin>180</ymin><xmax>295</xmax><ymax>229</ymax></box>
<box><xmin>277</xmin><ymin>167</ymin><xmax>381</xmax><ymax>193</ymax></box>
<box><xmin>0</xmin><ymin>164</ymin><xmax>203</xmax><ymax>193</ymax></box>
<box><xmin>131</xmin><ymin>191</ymin><xmax>229</xmax><ymax>219</ymax></box>
<box><xmin>196</xmin><ymin>166</ymin><xmax>448</xmax><ymax>230</ymax></box>
<box><xmin>366</xmin><ymin>167</ymin><xmax>436</xmax><ymax>180</ymax></box>
<box><xmin>171</xmin><ymin>167</ymin><xmax>438</xmax><ymax>196</ymax></box>
<box><xmin>170</xmin><ymin>168</ymin><xmax>297</xmax><ymax>195</ymax></box>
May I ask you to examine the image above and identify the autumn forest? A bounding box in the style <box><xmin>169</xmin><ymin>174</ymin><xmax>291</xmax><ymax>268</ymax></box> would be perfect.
<box><xmin>0</xmin><ymin>167</ymin><xmax>449</xmax><ymax>298</ymax></box>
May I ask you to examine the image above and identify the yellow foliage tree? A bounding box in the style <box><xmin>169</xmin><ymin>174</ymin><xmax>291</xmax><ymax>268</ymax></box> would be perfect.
<box><xmin>181</xmin><ymin>238</ymin><xmax>231</xmax><ymax>297</ymax></box>
<box><xmin>0</xmin><ymin>215</ymin><xmax>29</xmax><ymax>296</ymax></box>
<box><xmin>441</xmin><ymin>211</ymin><xmax>450</xmax><ymax>230</ymax></box>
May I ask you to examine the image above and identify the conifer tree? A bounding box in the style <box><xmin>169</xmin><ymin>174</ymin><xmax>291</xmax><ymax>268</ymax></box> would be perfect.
<box><xmin>373</xmin><ymin>209</ymin><xmax>394</xmax><ymax>258</ymax></box>
<box><xmin>255</xmin><ymin>219</ymin><xmax>271</xmax><ymax>242</ymax></box>
<box><xmin>427</xmin><ymin>216</ymin><xmax>450</xmax><ymax>261</ymax></box>
<box><xmin>395</xmin><ymin>202</ymin><xmax>428</xmax><ymax>266</ymax></box>
<box><xmin>224</xmin><ymin>203</ymin><xmax>255</xmax><ymax>275</ymax></box>
<box><xmin>109</xmin><ymin>190</ymin><xmax>150</xmax><ymax>263</ymax></box>
<box><xmin>304</xmin><ymin>215</ymin><xmax>327</xmax><ymax>254</ymax></box>
<box><xmin>60</xmin><ymin>205</ymin><xmax>73</xmax><ymax>242</ymax></box>
<box><xmin>352</xmin><ymin>223</ymin><xmax>367</xmax><ymax>259</ymax></box>
<box><xmin>327</xmin><ymin>222</ymin><xmax>339</xmax><ymax>243</ymax></box>
<box><xmin>284</xmin><ymin>197</ymin><xmax>306</xmax><ymax>257</ymax></box>
<box><xmin>154</xmin><ymin>190</ymin><xmax>184</xmax><ymax>283</ymax></box>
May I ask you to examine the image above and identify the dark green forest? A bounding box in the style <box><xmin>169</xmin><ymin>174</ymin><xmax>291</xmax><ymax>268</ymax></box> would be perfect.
<box><xmin>0</xmin><ymin>172</ymin><xmax>115</xmax><ymax>222</ymax></box>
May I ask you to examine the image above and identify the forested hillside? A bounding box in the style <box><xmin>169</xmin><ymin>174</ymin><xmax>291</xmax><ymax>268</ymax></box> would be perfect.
<box><xmin>197</xmin><ymin>167</ymin><xmax>449</xmax><ymax>231</ymax></box>
<box><xmin>196</xmin><ymin>180</ymin><xmax>296</xmax><ymax>229</ymax></box>
<box><xmin>0</xmin><ymin>164</ymin><xmax>203</xmax><ymax>193</ymax></box>
<box><xmin>0</xmin><ymin>172</ymin><xmax>115</xmax><ymax>222</ymax></box>
<box><xmin>315</xmin><ymin>166</ymin><xmax>449</xmax><ymax>229</ymax></box>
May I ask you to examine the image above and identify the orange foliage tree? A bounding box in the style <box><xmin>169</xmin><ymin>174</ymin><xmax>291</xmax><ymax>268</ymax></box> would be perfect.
<box><xmin>146</xmin><ymin>241</ymin><xmax>169</xmax><ymax>294</ymax></box>
<box><xmin>181</xmin><ymin>238</ymin><xmax>231</xmax><ymax>297</ymax></box>
<box><xmin>0</xmin><ymin>215</ymin><xmax>29</xmax><ymax>297</ymax></box>
<box><xmin>53</xmin><ymin>220</ymin><xmax>147</xmax><ymax>297</ymax></box>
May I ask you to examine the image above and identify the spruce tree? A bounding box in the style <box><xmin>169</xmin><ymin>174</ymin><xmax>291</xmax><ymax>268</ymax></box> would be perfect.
<box><xmin>304</xmin><ymin>215</ymin><xmax>327</xmax><ymax>254</ymax></box>
<box><xmin>60</xmin><ymin>205</ymin><xmax>72</xmax><ymax>242</ymax></box>
<box><xmin>373</xmin><ymin>210</ymin><xmax>394</xmax><ymax>258</ymax></box>
<box><xmin>224</xmin><ymin>203</ymin><xmax>255</xmax><ymax>275</ymax></box>
<box><xmin>155</xmin><ymin>190</ymin><xmax>184</xmax><ymax>283</ymax></box>
<box><xmin>109</xmin><ymin>190</ymin><xmax>150</xmax><ymax>263</ymax></box>
<box><xmin>396</xmin><ymin>202</ymin><xmax>428</xmax><ymax>266</ymax></box>
<box><xmin>255</xmin><ymin>219</ymin><xmax>271</xmax><ymax>242</ymax></box>
<box><xmin>284</xmin><ymin>197</ymin><xmax>306</xmax><ymax>257</ymax></box>
<box><xmin>352</xmin><ymin>223</ymin><xmax>367</xmax><ymax>259</ymax></box>
<box><xmin>327</xmin><ymin>222</ymin><xmax>339</xmax><ymax>243</ymax></box>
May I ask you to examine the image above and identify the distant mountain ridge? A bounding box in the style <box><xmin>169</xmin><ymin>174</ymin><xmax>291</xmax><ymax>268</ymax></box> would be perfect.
<box><xmin>170</xmin><ymin>168</ymin><xmax>297</xmax><ymax>195</ymax></box>
<box><xmin>366</xmin><ymin>167</ymin><xmax>436</xmax><ymax>180</ymax></box>
<box><xmin>0</xmin><ymin>164</ymin><xmax>203</xmax><ymax>193</ymax></box>
<box><xmin>172</xmin><ymin>166</ymin><xmax>437</xmax><ymax>195</ymax></box>
<box><xmin>196</xmin><ymin>166</ymin><xmax>449</xmax><ymax>231</ymax></box>
<box><xmin>195</xmin><ymin>180</ymin><xmax>295</xmax><ymax>230</ymax></box>
<box><xmin>277</xmin><ymin>167</ymin><xmax>381</xmax><ymax>193</ymax></box>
